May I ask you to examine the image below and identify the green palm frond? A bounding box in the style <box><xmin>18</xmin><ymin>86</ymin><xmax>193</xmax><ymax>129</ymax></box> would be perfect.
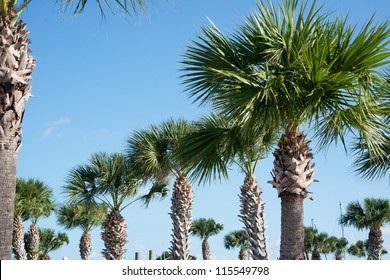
<box><xmin>190</xmin><ymin>218</ymin><xmax>224</xmax><ymax>240</ymax></box>
<box><xmin>140</xmin><ymin>180</ymin><xmax>169</xmax><ymax>207</ymax></box>
<box><xmin>38</xmin><ymin>228</ymin><xmax>69</xmax><ymax>258</ymax></box>
<box><xmin>223</xmin><ymin>230</ymin><xmax>248</xmax><ymax>250</ymax></box>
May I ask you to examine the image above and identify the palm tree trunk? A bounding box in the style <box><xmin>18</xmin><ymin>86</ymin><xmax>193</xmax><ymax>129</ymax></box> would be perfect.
<box><xmin>202</xmin><ymin>238</ymin><xmax>210</xmax><ymax>260</ymax></box>
<box><xmin>239</xmin><ymin>173</ymin><xmax>268</xmax><ymax>260</ymax></box>
<box><xmin>239</xmin><ymin>247</ymin><xmax>247</xmax><ymax>260</ymax></box>
<box><xmin>368</xmin><ymin>228</ymin><xmax>383</xmax><ymax>260</ymax></box>
<box><xmin>80</xmin><ymin>229</ymin><xmax>92</xmax><ymax>260</ymax></box>
<box><xmin>12</xmin><ymin>215</ymin><xmax>27</xmax><ymax>260</ymax></box>
<box><xmin>0</xmin><ymin>9</ymin><xmax>35</xmax><ymax>260</ymax></box>
<box><xmin>169</xmin><ymin>176</ymin><xmax>193</xmax><ymax>260</ymax></box>
<box><xmin>269</xmin><ymin>128</ymin><xmax>316</xmax><ymax>260</ymax></box>
<box><xmin>26</xmin><ymin>223</ymin><xmax>40</xmax><ymax>260</ymax></box>
<box><xmin>101</xmin><ymin>209</ymin><xmax>127</xmax><ymax>260</ymax></box>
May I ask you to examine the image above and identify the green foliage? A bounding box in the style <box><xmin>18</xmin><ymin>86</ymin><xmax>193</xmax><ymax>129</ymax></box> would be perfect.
<box><xmin>0</xmin><ymin>0</ymin><xmax>31</xmax><ymax>19</ymax></box>
<box><xmin>190</xmin><ymin>218</ymin><xmax>224</xmax><ymax>240</ymax></box>
<box><xmin>16</xmin><ymin>178</ymin><xmax>56</xmax><ymax>224</ymax></box>
<box><xmin>223</xmin><ymin>230</ymin><xmax>248</xmax><ymax>251</ymax></box>
<box><xmin>38</xmin><ymin>228</ymin><xmax>69</xmax><ymax>259</ymax></box>
<box><xmin>347</xmin><ymin>239</ymin><xmax>388</xmax><ymax>259</ymax></box>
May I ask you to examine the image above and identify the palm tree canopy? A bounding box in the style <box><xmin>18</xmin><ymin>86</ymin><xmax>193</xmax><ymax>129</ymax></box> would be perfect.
<box><xmin>340</xmin><ymin>198</ymin><xmax>390</xmax><ymax>231</ymax></box>
<box><xmin>181</xmin><ymin>0</ymin><xmax>390</xmax><ymax>153</ymax></box>
<box><xmin>177</xmin><ymin>113</ymin><xmax>277</xmax><ymax>184</ymax></box>
<box><xmin>190</xmin><ymin>218</ymin><xmax>224</xmax><ymax>240</ymax></box>
<box><xmin>64</xmin><ymin>152</ymin><xmax>142</xmax><ymax>211</ymax></box>
<box><xmin>16</xmin><ymin>178</ymin><xmax>55</xmax><ymax>224</ymax></box>
<box><xmin>57</xmin><ymin>202</ymin><xmax>108</xmax><ymax>231</ymax></box>
<box><xmin>224</xmin><ymin>230</ymin><xmax>248</xmax><ymax>250</ymax></box>
<box><xmin>38</xmin><ymin>228</ymin><xmax>69</xmax><ymax>256</ymax></box>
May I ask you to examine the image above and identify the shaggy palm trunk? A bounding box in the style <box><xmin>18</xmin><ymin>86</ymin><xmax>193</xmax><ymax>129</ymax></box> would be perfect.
<box><xmin>40</xmin><ymin>253</ymin><xmax>50</xmax><ymax>260</ymax></box>
<box><xmin>239</xmin><ymin>173</ymin><xmax>268</xmax><ymax>260</ymax></box>
<box><xmin>169</xmin><ymin>176</ymin><xmax>193</xmax><ymax>260</ymax></box>
<box><xmin>101</xmin><ymin>209</ymin><xmax>127</xmax><ymax>260</ymax></box>
<box><xmin>26</xmin><ymin>223</ymin><xmax>40</xmax><ymax>260</ymax></box>
<box><xmin>80</xmin><ymin>229</ymin><xmax>92</xmax><ymax>260</ymax></box>
<box><xmin>368</xmin><ymin>228</ymin><xmax>383</xmax><ymax>260</ymax></box>
<box><xmin>269</xmin><ymin>128</ymin><xmax>316</xmax><ymax>260</ymax></box>
<box><xmin>239</xmin><ymin>248</ymin><xmax>247</xmax><ymax>260</ymax></box>
<box><xmin>12</xmin><ymin>215</ymin><xmax>27</xmax><ymax>260</ymax></box>
<box><xmin>0</xmin><ymin>10</ymin><xmax>35</xmax><ymax>260</ymax></box>
<box><xmin>202</xmin><ymin>238</ymin><xmax>210</xmax><ymax>260</ymax></box>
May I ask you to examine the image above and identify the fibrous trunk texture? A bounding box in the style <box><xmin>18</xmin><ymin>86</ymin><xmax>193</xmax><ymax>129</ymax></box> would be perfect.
<box><xmin>239</xmin><ymin>173</ymin><xmax>268</xmax><ymax>260</ymax></box>
<box><xmin>368</xmin><ymin>228</ymin><xmax>383</xmax><ymax>260</ymax></box>
<box><xmin>101</xmin><ymin>209</ymin><xmax>127</xmax><ymax>260</ymax></box>
<box><xmin>40</xmin><ymin>253</ymin><xmax>50</xmax><ymax>260</ymax></box>
<box><xmin>169</xmin><ymin>176</ymin><xmax>193</xmax><ymax>260</ymax></box>
<box><xmin>26</xmin><ymin>223</ymin><xmax>40</xmax><ymax>260</ymax></box>
<box><xmin>0</xmin><ymin>10</ymin><xmax>35</xmax><ymax>260</ymax></box>
<box><xmin>268</xmin><ymin>128</ymin><xmax>316</xmax><ymax>260</ymax></box>
<box><xmin>202</xmin><ymin>238</ymin><xmax>210</xmax><ymax>260</ymax></box>
<box><xmin>239</xmin><ymin>248</ymin><xmax>247</xmax><ymax>260</ymax></box>
<box><xmin>80</xmin><ymin>229</ymin><xmax>92</xmax><ymax>260</ymax></box>
<box><xmin>12</xmin><ymin>215</ymin><xmax>27</xmax><ymax>260</ymax></box>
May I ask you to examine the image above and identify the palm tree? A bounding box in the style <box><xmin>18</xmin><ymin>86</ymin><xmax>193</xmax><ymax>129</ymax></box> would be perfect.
<box><xmin>15</xmin><ymin>178</ymin><xmax>55</xmax><ymax>260</ymax></box>
<box><xmin>12</xmin><ymin>178</ymin><xmax>29</xmax><ymax>260</ymax></box>
<box><xmin>340</xmin><ymin>198</ymin><xmax>390</xmax><ymax>260</ymax></box>
<box><xmin>179</xmin><ymin>114</ymin><xmax>275</xmax><ymax>259</ymax></box>
<box><xmin>190</xmin><ymin>218</ymin><xmax>223</xmax><ymax>260</ymax></box>
<box><xmin>325</xmin><ymin>236</ymin><xmax>348</xmax><ymax>260</ymax></box>
<box><xmin>126</xmin><ymin>118</ymin><xmax>196</xmax><ymax>260</ymax></box>
<box><xmin>224</xmin><ymin>230</ymin><xmax>248</xmax><ymax>260</ymax></box>
<box><xmin>37</xmin><ymin>228</ymin><xmax>69</xmax><ymax>260</ymax></box>
<box><xmin>64</xmin><ymin>152</ymin><xmax>142</xmax><ymax>260</ymax></box>
<box><xmin>57</xmin><ymin>202</ymin><xmax>107</xmax><ymax>260</ymax></box>
<box><xmin>0</xmin><ymin>0</ymin><xmax>157</xmax><ymax>260</ymax></box>
<box><xmin>181</xmin><ymin>0</ymin><xmax>390</xmax><ymax>259</ymax></box>
<box><xmin>347</xmin><ymin>239</ymin><xmax>388</xmax><ymax>259</ymax></box>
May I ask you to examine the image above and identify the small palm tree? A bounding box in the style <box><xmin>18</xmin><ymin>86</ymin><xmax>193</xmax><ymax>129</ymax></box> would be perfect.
<box><xmin>181</xmin><ymin>0</ymin><xmax>390</xmax><ymax>259</ymax></box>
<box><xmin>38</xmin><ymin>229</ymin><xmax>69</xmax><ymax>260</ymax></box>
<box><xmin>126</xmin><ymin>118</ymin><xmax>196</xmax><ymax>260</ymax></box>
<box><xmin>57</xmin><ymin>202</ymin><xmax>107</xmax><ymax>260</ymax></box>
<box><xmin>16</xmin><ymin>178</ymin><xmax>55</xmax><ymax>260</ymax></box>
<box><xmin>64</xmin><ymin>152</ymin><xmax>143</xmax><ymax>260</ymax></box>
<box><xmin>178</xmin><ymin>114</ymin><xmax>276</xmax><ymax>260</ymax></box>
<box><xmin>224</xmin><ymin>230</ymin><xmax>248</xmax><ymax>260</ymax></box>
<box><xmin>325</xmin><ymin>236</ymin><xmax>348</xmax><ymax>260</ymax></box>
<box><xmin>190</xmin><ymin>218</ymin><xmax>223</xmax><ymax>260</ymax></box>
<box><xmin>340</xmin><ymin>198</ymin><xmax>390</xmax><ymax>260</ymax></box>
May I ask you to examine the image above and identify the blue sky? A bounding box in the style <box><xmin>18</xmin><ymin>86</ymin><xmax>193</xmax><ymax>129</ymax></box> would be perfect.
<box><xmin>16</xmin><ymin>0</ymin><xmax>389</xmax><ymax>260</ymax></box>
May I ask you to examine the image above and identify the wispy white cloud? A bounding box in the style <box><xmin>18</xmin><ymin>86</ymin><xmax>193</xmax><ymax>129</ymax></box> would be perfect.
<box><xmin>42</xmin><ymin>117</ymin><xmax>71</xmax><ymax>139</ymax></box>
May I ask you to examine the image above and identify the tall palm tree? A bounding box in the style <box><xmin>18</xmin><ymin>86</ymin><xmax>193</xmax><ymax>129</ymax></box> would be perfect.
<box><xmin>126</xmin><ymin>118</ymin><xmax>196</xmax><ymax>260</ymax></box>
<box><xmin>64</xmin><ymin>152</ymin><xmax>142</xmax><ymax>260</ymax></box>
<box><xmin>15</xmin><ymin>178</ymin><xmax>55</xmax><ymax>260</ymax></box>
<box><xmin>190</xmin><ymin>218</ymin><xmax>223</xmax><ymax>260</ymax></box>
<box><xmin>181</xmin><ymin>0</ymin><xmax>390</xmax><ymax>259</ymax></box>
<box><xmin>37</xmin><ymin>228</ymin><xmax>69</xmax><ymax>260</ymax></box>
<box><xmin>57</xmin><ymin>202</ymin><xmax>107</xmax><ymax>260</ymax></box>
<box><xmin>224</xmin><ymin>230</ymin><xmax>248</xmax><ymax>260</ymax></box>
<box><xmin>0</xmin><ymin>0</ymin><xmax>157</xmax><ymax>260</ymax></box>
<box><xmin>179</xmin><ymin>114</ymin><xmax>276</xmax><ymax>259</ymax></box>
<box><xmin>340</xmin><ymin>198</ymin><xmax>390</xmax><ymax>260</ymax></box>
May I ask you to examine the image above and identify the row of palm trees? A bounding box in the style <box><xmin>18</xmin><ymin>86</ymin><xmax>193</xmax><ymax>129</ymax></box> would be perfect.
<box><xmin>1</xmin><ymin>0</ymin><xmax>389</xmax><ymax>260</ymax></box>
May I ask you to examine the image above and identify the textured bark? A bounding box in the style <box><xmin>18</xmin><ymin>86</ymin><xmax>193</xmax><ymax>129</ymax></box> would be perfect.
<box><xmin>169</xmin><ymin>176</ymin><xmax>193</xmax><ymax>260</ymax></box>
<box><xmin>269</xmin><ymin>128</ymin><xmax>316</xmax><ymax>260</ymax></box>
<box><xmin>368</xmin><ymin>228</ymin><xmax>383</xmax><ymax>260</ymax></box>
<box><xmin>0</xmin><ymin>9</ymin><xmax>35</xmax><ymax>260</ymax></box>
<box><xmin>12</xmin><ymin>215</ymin><xmax>27</xmax><ymax>260</ymax></box>
<box><xmin>80</xmin><ymin>229</ymin><xmax>92</xmax><ymax>260</ymax></box>
<box><xmin>202</xmin><ymin>238</ymin><xmax>210</xmax><ymax>260</ymax></box>
<box><xmin>101</xmin><ymin>210</ymin><xmax>127</xmax><ymax>260</ymax></box>
<box><xmin>239</xmin><ymin>173</ymin><xmax>268</xmax><ymax>260</ymax></box>
<box><xmin>239</xmin><ymin>248</ymin><xmax>247</xmax><ymax>260</ymax></box>
<box><xmin>26</xmin><ymin>223</ymin><xmax>40</xmax><ymax>260</ymax></box>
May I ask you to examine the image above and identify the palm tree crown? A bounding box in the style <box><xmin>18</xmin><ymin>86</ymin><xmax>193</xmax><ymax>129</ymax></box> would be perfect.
<box><xmin>224</xmin><ymin>230</ymin><xmax>248</xmax><ymax>260</ymax></box>
<box><xmin>190</xmin><ymin>218</ymin><xmax>223</xmax><ymax>260</ymax></box>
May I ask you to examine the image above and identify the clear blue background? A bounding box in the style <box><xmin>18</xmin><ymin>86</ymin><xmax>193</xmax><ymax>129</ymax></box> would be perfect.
<box><xmin>16</xmin><ymin>0</ymin><xmax>390</xmax><ymax>260</ymax></box>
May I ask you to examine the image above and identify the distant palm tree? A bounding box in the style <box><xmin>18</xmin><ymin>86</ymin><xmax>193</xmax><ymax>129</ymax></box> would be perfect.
<box><xmin>190</xmin><ymin>218</ymin><xmax>223</xmax><ymax>260</ymax></box>
<box><xmin>126</xmin><ymin>118</ymin><xmax>196</xmax><ymax>260</ymax></box>
<box><xmin>37</xmin><ymin>229</ymin><xmax>69</xmax><ymax>260</ymax></box>
<box><xmin>340</xmin><ymin>198</ymin><xmax>390</xmax><ymax>260</ymax></box>
<box><xmin>181</xmin><ymin>0</ymin><xmax>390</xmax><ymax>259</ymax></box>
<box><xmin>325</xmin><ymin>236</ymin><xmax>348</xmax><ymax>260</ymax></box>
<box><xmin>58</xmin><ymin>202</ymin><xmax>107</xmax><ymax>260</ymax></box>
<box><xmin>224</xmin><ymin>230</ymin><xmax>248</xmax><ymax>260</ymax></box>
<box><xmin>0</xmin><ymin>0</ymin><xmax>155</xmax><ymax>260</ymax></box>
<box><xmin>179</xmin><ymin>114</ymin><xmax>276</xmax><ymax>260</ymax></box>
<box><xmin>64</xmin><ymin>152</ymin><xmax>142</xmax><ymax>260</ymax></box>
<box><xmin>16</xmin><ymin>178</ymin><xmax>55</xmax><ymax>260</ymax></box>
